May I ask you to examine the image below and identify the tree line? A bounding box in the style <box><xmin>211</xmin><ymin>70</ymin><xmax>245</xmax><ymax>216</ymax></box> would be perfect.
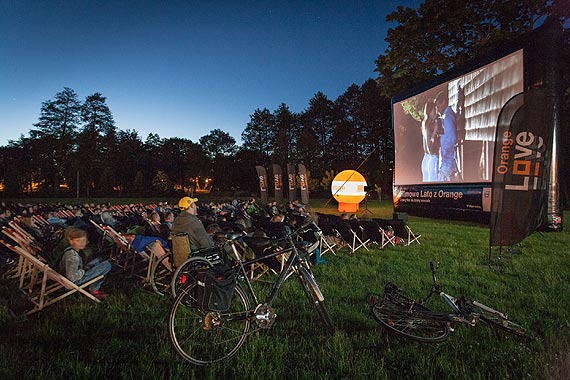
<box><xmin>1</xmin><ymin>0</ymin><xmax>568</xmax><ymax>204</ymax></box>
<box><xmin>0</xmin><ymin>81</ymin><xmax>392</xmax><ymax>198</ymax></box>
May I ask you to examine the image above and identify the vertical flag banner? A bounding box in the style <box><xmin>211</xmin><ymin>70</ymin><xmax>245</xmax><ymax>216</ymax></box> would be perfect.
<box><xmin>298</xmin><ymin>164</ymin><xmax>310</xmax><ymax>205</ymax></box>
<box><xmin>490</xmin><ymin>90</ymin><xmax>553</xmax><ymax>246</ymax></box>
<box><xmin>287</xmin><ymin>163</ymin><xmax>297</xmax><ymax>202</ymax></box>
<box><xmin>255</xmin><ymin>166</ymin><xmax>269</xmax><ymax>205</ymax></box>
<box><xmin>272</xmin><ymin>164</ymin><xmax>283</xmax><ymax>204</ymax></box>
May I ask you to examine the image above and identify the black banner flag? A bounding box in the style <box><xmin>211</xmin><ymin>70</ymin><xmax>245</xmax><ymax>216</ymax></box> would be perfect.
<box><xmin>287</xmin><ymin>163</ymin><xmax>297</xmax><ymax>202</ymax></box>
<box><xmin>298</xmin><ymin>164</ymin><xmax>310</xmax><ymax>205</ymax></box>
<box><xmin>272</xmin><ymin>164</ymin><xmax>283</xmax><ymax>204</ymax></box>
<box><xmin>490</xmin><ymin>90</ymin><xmax>553</xmax><ymax>246</ymax></box>
<box><xmin>255</xmin><ymin>166</ymin><xmax>269</xmax><ymax>205</ymax></box>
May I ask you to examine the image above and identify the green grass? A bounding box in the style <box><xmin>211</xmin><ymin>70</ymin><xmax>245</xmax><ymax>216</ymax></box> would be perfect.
<box><xmin>1</xmin><ymin>200</ymin><xmax>569</xmax><ymax>380</ymax></box>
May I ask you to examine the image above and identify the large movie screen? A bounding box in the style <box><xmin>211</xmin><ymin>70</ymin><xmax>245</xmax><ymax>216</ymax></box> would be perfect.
<box><xmin>393</xmin><ymin>49</ymin><xmax>524</xmax><ymax>186</ymax></box>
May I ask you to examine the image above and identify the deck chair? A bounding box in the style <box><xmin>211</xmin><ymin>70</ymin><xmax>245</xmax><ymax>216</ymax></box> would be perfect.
<box><xmin>0</xmin><ymin>237</ymin><xmax>35</xmax><ymax>288</ymax></box>
<box><xmin>103</xmin><ymin>226</ymin><xmax>148</xmax><ymax>277</ymax></box>
<box><xmin>389</xmin><ymin>219</ymin><xmax>422</xmax><ymax>246</ymax></box>
<box><xmin>7</xmin><ymin>220</ymin><xmax>43</xmax><ymax>255</ymax></box>
<box><xmin>1</xmin><ymin>241</ymin><xmax>102</xmax><ymax>314</ymax></box>
<box><xmin>404</xmin><ymin>225</ymin><xmax>422</xmax><ymax>245</ymax></box>
<box><xmin>332</xmin><ymin>221</ymin><xmax>366</xmax><ymax>254</ymax></box>
<box><xmin>373</xmin><ymin>219</ymin><xmax>397</xmax><ymax>247</ymax></box>
<box><xmin>347</xmin><ymin>220</ymin><xmax>370</xmax><ymax>253</ymax></box>
<box><xmin>317</xmin><ymin>218</ymin><xmax>345</xmax><ymax>252</ymax></box>
<box><xmin>359</xmin><ymin>220</ymin><xmax>388</xmax><ymax>248</ymax></box>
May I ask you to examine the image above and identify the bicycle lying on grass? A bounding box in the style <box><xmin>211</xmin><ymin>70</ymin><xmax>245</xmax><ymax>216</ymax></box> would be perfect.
<box><xmin>168</xmin><ymin>220</ymin><xmax>334</xmax><ymax>365</ymax></box>
<box><xmin>369</xmin><ymin>262</ymin><xmax>530</xmax><ymax>343</ymax></box>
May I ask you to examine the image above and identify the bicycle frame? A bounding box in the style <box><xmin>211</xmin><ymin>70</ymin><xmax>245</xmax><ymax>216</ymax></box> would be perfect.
<box><xmin>223</xmin><ymin>225</ymin><xmax>314</xmax><ymax>322</ymax></box>
<box><xmin>417</xmin><ymin>262</ymin><xmax>474</xmax><ymax>325</ymax></box>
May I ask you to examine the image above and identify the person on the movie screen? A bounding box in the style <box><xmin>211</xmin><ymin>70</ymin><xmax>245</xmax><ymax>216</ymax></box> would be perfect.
<box><xmin>435</xmin><ymin>90</ymin><xmax>458</xmax><ymax>181</ymax></box>
<box><xmin>421</xmin><ymin>99</ymin><xmax>441</xmax><ymax>182</ymax></box>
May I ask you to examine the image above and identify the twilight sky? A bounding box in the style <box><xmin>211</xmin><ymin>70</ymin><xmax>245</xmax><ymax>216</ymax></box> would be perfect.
<box><xmin>0</xmin><ymin>0</ymin><xmax>422</xmax><ymax>146</ymax></box>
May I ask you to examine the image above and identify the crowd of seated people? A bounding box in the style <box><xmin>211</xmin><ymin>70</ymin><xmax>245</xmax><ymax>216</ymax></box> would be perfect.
<box><xmin>0</xmin><ymin>197</ymin><xmax>318</xmax><ymax>294</ymax></box>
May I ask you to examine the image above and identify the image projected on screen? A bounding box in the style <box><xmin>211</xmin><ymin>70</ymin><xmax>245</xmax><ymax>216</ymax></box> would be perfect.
<box><xmin>393</xmin><ymin>49</ymin><xmax>524</xmax><ymax>186</ymax></box>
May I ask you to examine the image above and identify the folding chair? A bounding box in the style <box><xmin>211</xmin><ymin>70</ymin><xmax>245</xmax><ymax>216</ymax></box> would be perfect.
<box><xmin>347</xmin><ymin>220</ymin><xmax>370</xmax><ymax>253</ymax></box>
<box><xmin>389</xmin><ymin>219</ymin><xmax>421</xmax><ymax>246</ymax></box>
<box><xmin>359</xmin><ymin>220</ymin><xmax>388</xmax><ymax>248</ymax></box>
<box><xmin>315</xmin><ymin>219</ymin><xmax>342</xmax><ymax>252</ymax></box>
<box><xmin>405</xmin><ymin>225</ymin><xmax>422</xmax><ymax>245</ymax></box>
<box><xmin>373</xmin><ymin>219</ymin><xmax>397</xmax><ymax>248</ymax></box>
<box><xmin>331</xmin><ymin>221</ymin><xmax>366</xmax><ymax>254</ymax></box>
<box><xmin>0</xmin><ymin>237</ymin><xmax>35</xmax><ymax>288</ymax></box>
<box><xmin>103</xmin><ymin>226</ymin><xmax>145</xmax><ymax>276</ymax></box>
<box><xmin>1</xmin><ymin>240</ymin><xmax>102</xmax><ymax>314</ymax></box>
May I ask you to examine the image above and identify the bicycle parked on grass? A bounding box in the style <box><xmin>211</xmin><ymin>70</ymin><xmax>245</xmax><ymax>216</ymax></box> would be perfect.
<box><xmin>168</xmin><ymin>220</ymin><xmax>334</xmax><ymax>365</ymax></box>
<box><xmin>369</xmin><ymin>262</ymin><xmax>529</xmax><ymax>343</ymax></box>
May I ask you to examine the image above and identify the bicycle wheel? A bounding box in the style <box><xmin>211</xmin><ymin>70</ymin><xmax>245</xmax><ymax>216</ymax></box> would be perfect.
<box><xmin>371</xmin><ymin>293</ymin><xmax>450</xmax><ymax>343</ymax></box>
<box><xmin>168</xmin><ymin>282</ymin><xmax>251</xmax><ymax>365</ymax></box>
<box><xmin>150</xmin><ymin>253</ymin><xmax>173</xmax><ymax>296</ymax></box>
<box><xmin>171</xmin><ymin>257</ymin><xmax>212</xmax><ymax>298</ymax></box>
<box><xmin>469</xmin><ymin>302</ymin><xmax>529</xmax><ymax>339</ymax></box>
<box><xmin>298</xmin><ymin>266</ymin><xmax>334</xmax><ymax>330</ymax></box>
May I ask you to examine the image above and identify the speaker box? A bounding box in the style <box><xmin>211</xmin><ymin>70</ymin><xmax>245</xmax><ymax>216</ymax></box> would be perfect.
<box><xmin>393</xmin><ymin>212</ymin><xmax>408</xmax><ymax>223</ymax></box>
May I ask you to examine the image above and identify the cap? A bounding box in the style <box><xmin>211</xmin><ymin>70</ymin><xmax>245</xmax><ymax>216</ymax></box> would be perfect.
<box><xmin>178</xmin><ymin>197</ymin><xmax>198</xmax><ymax>210</ymax></box>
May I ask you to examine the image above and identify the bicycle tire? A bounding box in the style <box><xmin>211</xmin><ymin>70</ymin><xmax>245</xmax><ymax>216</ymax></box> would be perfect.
<box><xmin>298</xmin><ymin>266</ymin><xmax>334</xmax><ymax>330</ymax></box>
<box><xmin>150</xmin><ymin>253</ymin><xmax>173</xmax><ymax>296</ymax></box>
<box><xmin>170</xmin><ymin>257</ymin><xmax>213</xmax><ymax>298</ymax></box>
<box><xmin>371</xmin><ymin>293</ymin><xmax>450</xmax><ymax>343</ymax></box>
<box><xmin>168</xmin><ymin>282</ymin><xmax>251</xmax><ymax>365</ymax></box>
<box><xmin>469</xmin><ymin>303</ymin><xmax>529</xmax><ymax>339</ymax></box>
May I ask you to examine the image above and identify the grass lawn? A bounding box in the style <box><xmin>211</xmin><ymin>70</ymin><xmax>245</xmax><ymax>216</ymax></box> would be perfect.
<box><xmin>1</xmin><ymin>199</ymin><xmax>569</xmax><ymax>380</ymax></box>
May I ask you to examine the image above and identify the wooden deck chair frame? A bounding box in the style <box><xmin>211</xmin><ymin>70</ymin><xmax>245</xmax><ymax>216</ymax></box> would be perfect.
<box><xmin>7</xmin><ymin>220</ymin><xmax>43</xmax><ymax>255</ymax></box>
<box><xmin>2</xmin><ymin>242</ymin><xmax>102</xmax><ymax>314</ymax></box>
<box><xmin>405</xmin><ymin>225</ymin><xmax>421</xmax><ymax>246</ymax></box>
<box><xmin>142</xmin><ymin>240</ymin><xmax>168</xmax><ymax>284</ymax></box>
<box><xmin>103</xmin><ymin>225</ymin><xmax>138</xmax><ymax>271</ymax></box>
<box><xmin>0</xmin><ymin>237</ymin><xmax>34</xmax><ymax>287</ymax></box>
<box><xmin>373</xmin><ymin>219</ymin><xmax>397</xmax><ymax>248</ymax></box>
<box><xmin>348</xmin><ymin>222</ymin><xmax>370</xmax><ymax>253</ymax></box>
<box><xmin>358</xmin><ymin>220</ymin><xmax>389</xmax><ymax>249</ymax></box>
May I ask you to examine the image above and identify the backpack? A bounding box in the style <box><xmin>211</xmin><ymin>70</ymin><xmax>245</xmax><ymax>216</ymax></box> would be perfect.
<box><xmin>192</xmin><ymin>263</ymin><xmax>237</xmax><ymax>312</ymax></box>
<box><xmin>44</xmin><ymin>230</ymin><xmax>66</xmax><ymax>268</ymax></box>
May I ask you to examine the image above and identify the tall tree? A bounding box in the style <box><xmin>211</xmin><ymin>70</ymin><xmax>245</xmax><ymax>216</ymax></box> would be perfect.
<box><xmin>272</xmin><ymin>103</ymin><xmax>299</xmax><ymax>164</ymax></box>
<box><xmin>159</xmin><ymin>137</ymin><xmax>209</xmax><ymax>193</ymax></box>
<box><xmin>375</xmin><ymin>0</ymin><xmax>558</xmax><ymax>98</ymax></box>
<box><xmin>332</xmin><ymin>84</ymin><xmax>362</xmax><ymax>163</ymax></box>
<box><xmin>30</xmin><ymin>87</ymin><xmax>82</xmax><ymax>196</ymax></box>
<box><xmin>302</xmin><ymin>91</ymin><xmax>336</xmax><ymax>176</ymax></box>
<box><xmin>241</xmin><ymin>108</ymin><xmax>275</xmax><ymax>163</ymax></box>
<box><xmin>77</xmin><ymin>92</ymin><xmax>116</xmax><ymax>197</ymax></box>
<box><xmin>199</xmin><ymin>129</ymin><xmax>237</xmax><ymax>160</ymax></box>
<box><xmin>358</xmin><ymin>79</ymin><xmax>394</xmax><ymax>190</ymax></box>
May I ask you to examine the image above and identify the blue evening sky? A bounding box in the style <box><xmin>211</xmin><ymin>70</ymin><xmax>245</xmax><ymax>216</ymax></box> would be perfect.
<box><xmin>1</xmin><ymin>0</ymin><xmax>422</xmax><ymax>146</ymax></box>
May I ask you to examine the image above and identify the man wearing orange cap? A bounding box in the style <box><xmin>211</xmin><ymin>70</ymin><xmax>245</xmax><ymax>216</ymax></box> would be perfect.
<box><xmin>172</xmin><ymin>197</ymin><xmax>213</xmax><ymax>255</ymax></box>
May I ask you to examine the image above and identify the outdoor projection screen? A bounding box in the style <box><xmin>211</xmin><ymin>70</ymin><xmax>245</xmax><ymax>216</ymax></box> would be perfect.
<box><xmin>392</xmin><ymin>49</ymin><xmax>524</xmax><ymax>218</ymax></box>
